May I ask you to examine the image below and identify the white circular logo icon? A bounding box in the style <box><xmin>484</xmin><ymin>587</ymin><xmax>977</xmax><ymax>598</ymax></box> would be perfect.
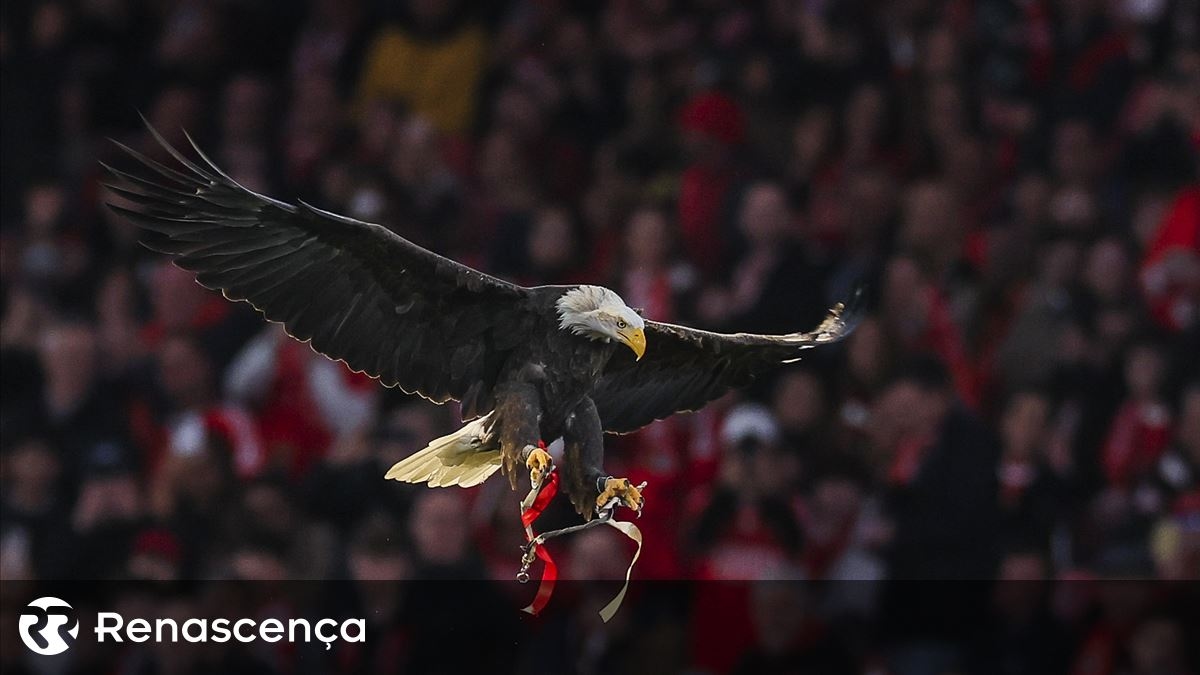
<box><xmin>18</xmin><ymin>597</ymin><xmax>79</xmax><ymax>655</ymax></box>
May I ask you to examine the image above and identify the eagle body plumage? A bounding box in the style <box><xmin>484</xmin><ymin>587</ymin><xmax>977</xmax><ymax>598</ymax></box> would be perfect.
<box><xmin>104</xmin><ymin>124</ymin><xmax>860</xmax><ymax>517</ymax></box>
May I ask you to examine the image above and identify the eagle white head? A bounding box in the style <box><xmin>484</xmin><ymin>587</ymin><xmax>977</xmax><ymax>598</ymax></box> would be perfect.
<box><xmin>556</xmin><ymin>285</ymin><xmax>647</xmax><ymax>360</ymax></box>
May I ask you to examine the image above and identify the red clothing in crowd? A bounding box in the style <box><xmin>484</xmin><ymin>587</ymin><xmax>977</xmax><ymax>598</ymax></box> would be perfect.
<box><xmin>676</xmin><ymin>91</ymin><xmax>744</xmax><ymax>279</ymax></box>
<box><xmin>1140</xmin><ymin>185</ymin><xmax>1200</xmax><ymax>332</ymax></box>
<box><xmin>156</xmin><ymin>405</ymin><xmax>265</xmax><ymax>479</ymax></box>
<box><xmin>1102</xmin><ymin>401</ymin><xmax>1173</xmax><ymax>488</ymax></box>
<box><xmin>678</xmin><ymin>163</ymin><xmax>734</xmax><ymax>279</ymax></box>
<box><xmin>252</xmin><ymin>340</ymin><xmax>374</xmax><ymax>478</ymax></box>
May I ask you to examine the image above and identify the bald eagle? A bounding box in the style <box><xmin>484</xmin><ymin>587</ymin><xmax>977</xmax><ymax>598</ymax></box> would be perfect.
<box><xmin>103</xmin><ymin>126</ymin><xmax>860</xmax><ymax>518</ymax></box>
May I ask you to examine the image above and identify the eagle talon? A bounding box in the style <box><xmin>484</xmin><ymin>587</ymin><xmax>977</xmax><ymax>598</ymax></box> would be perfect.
<box><xmin>525</xmin><ymin>446</ymin><xmax>553</xmax><ymax>487</ymax></box>
<box><xmin>596</xmin><ymin>477</ymin><xmax>645</xmax><ymax>514</ymax></box>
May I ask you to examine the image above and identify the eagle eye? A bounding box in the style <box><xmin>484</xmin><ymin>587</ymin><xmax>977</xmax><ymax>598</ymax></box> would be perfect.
<box><xmin>617</xmin><ymin>320</ymin><xmax>627</xmax><ymax>329</ymax></box>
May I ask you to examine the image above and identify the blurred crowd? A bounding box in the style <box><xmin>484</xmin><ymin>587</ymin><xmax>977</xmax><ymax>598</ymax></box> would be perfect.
<box><xmin>2</xmin><ymin>0</ymin><xmax>1199</xmax><ymax>673</ymax></box>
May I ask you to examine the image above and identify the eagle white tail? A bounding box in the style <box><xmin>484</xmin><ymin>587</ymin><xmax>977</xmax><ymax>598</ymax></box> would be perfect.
<box><xmin>383</xmin><ymin>414</ymin><xmax>502</xmax><ymax>488</ymax></box>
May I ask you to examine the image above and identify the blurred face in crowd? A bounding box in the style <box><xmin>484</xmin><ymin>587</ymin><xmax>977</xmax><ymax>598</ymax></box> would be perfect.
<box><xmin>998</xmin><ymin>551</ymin><xmax>1048</xmax><ymax>582</ymax></box>
<box><xmin>221</xmin><ymin>74</ymin><xmax>272</xmax><ymax>142</ymax></box>
<box><xmin>148</xmin><ymin>87</ymin><xmax>201</xmax><ymax>148</ymax></box>
<box><xmin>3</xmin><ymin>439</ymin><xmax>60</xmax><ymax>509</ymax></box>
<box><xmin>151</xmin><ymin>262</ymin><xmax>209</xmax><ymax>331</ymax></box>
<box><xmin>1050</xmin><ymin>183</ymin><xmax>1098</xmax><ymax>232</ymax></box>
<box><xmin>24</xmin><ymin>183</ymin><xmax>65</xmax><ymax>236</ymax></box>
<box><xmin>1001</xmin><ymin>392</ymin><xmax>1051</xmax><ymax>461</ymax></box>
<box><xmin>350</xmin><ymin>544</ymin><xmax>409</xmax><ymax>583</ymax></box>
<box><xmin>528</xmin><ymin>207</ymin><xmax>577</xmax><ymax>273</ymax></box>
<box><xmin>993</xmin><ymin>552</ymin><xmax>1048</xmax><ymax>622</ymax></box>
<box><xmin>97</xmin><ymin>269</ymin><xmax>136</xmax><ymax>324</ymax></box>
<box><xmin>288</xmin><ymin>74</ymin><xmax>341</xmax><ymax>139</ymax></box>
<box><xmin>1178</xmin><ymin>388</ymin><xmax>1200</xmax><ymax>460</ymax></box>
<box><xmin>241</xmin><ymin>482</ymin><xmax>294</xmax><ymax>542</ymax></box>
<box><xmin>867</xmin><ymin>382</ymin><xmax>922</xmax><ymax>452</ymax></box>
<box><xmin>1036</xmin><ymin>238</ymin><xmax>1083</xmax><ymax>288</ymax></box>
<box><xmin>73</xmin><ymin>471</ymin><xmax>142</xmax><ymax>533</ymax></box>
<box><xmin>944</xmin><ymin>136</ymin><xmax>986</xmax><ymax>199</ymax></box>
<box><xmin>882</xmin><ymin>256</ymin><xmax>930</xmax><ymax>330</ymax></box>
<box><xmin>791</xmin><ymin>106</ymin><xmax>834</xmax><ymax>170</ymax></box>
<box><xmin>410</xmin><ymin>491</ymin><xmax>468</xmax><ymax>565</ymax></box>
<box><xmin>173</xmin><ymin>451</ymin><xmax>231</xmax><ymax>511</ymax></box>
<box><xmin>127</xmin><ymin>550</ymin><xmax>180</xmax><ymax>583</ymax></box>
<box><xmin>1095</xmin><ymin>306</ymin><xmax>1137</xmax><ymax>358</ymax></box>
<box><xmin>925</xmin><ymin>80</ymin><xmax>967</xmax><ymax>139</ymax></box>
<box><xmin>1124</xmin><ymin>344</ymin><xmax>1166</xmax><ymax>401</ymax></box>
<box><xmin>39</xmin><ymin>320</ymin><xmax>99</xmax><ymax>404</ymax></box>
<box><xmin>739</xmin><ymin>183</ymin><xmax>792</xmax><ymax>246</ymax></box>
<box><xmin>625</xmin><ymin>207</ymin><xmax>672</xmax><ymax>270</ymax></box>
<box><xmin>810</xmin><ymin>476</ymin><xmax>864</xmax><ymax>526</ymax></box>
<box><xmin>845</xmin><ymin>84</ymin><xmax>885</xmax><ymax>150</ymax></box>
<box><xmin>751</xmin><ymin>444</ymin><xmax>799</xmax><ymax>498</ymax></box>
<box><xmin>870</xmin><ymin>379</ymin><xmax>948</xmax><ymax>452</ymax></box>
<box><xmin>1129</xmin><ymin>618</ymin><xmax>1187</xmax><ymax>675</ymax></box>
<box><xmin>901</xmin><ymin>181</ymin><xmax>961</xmax><ymax>273</ymax></box>
<box><xmin>1131</xmin><ymin>191</ymin><xmax>1170</xmax><ymax>246</ymax></box>
<box><xmin>29</xmin><ymin>2</ymin><xmax>69</xmax><ymax>51</ymax></box>
<box><xmin>157</xmin><ymin>335</ymin><xmax>214</xmax><ymax>407</ymax></box>
<box><xmin>229</xmin><ymin>548</ymin><xmax>289</xmax><ymax>581</ymax></box>
<box><xmin>478</xmin><ymin>129</ymin><xmax>528</xmax><ymax>193</ymax></box>
<box><xmin>1052</xmin><ymin>120</ymin><xmax>1097</xmax><ymax>183</ymax></box>
<box><xmin>1012</xmin><ymin>173</ymin><xmax>1052</xmax><ymax>228</ymax></box>
<box><xmin>1083</xmin><ymin>238</ymin><xmax>1131</xmax><ymax>303</ymax></box>
<box><xmin>390</xmin><ymin>115</ymin><xmax>440</xmax><ymax>184</ymax></box>
<box><xmin>349</xmin><ymin>516</ymin><xmax>410</xmax><ymax>582</ymax></box>
<box><xmin>492</xmin><ymin>83</ymin><xmax>543</xmax><ymax>141</ymax></box>
<box><xmin>846</xmin><ymin>317</ymin><xmax>886</xmax><ymax>387</ymax></box>
<box><xmin>844</xmin><ymin>168</ymin><xmax>894</xmax><ymax>245</ymax></box>
<box><xmin>360</xmin><ymin>100</ymin><xmax>402</xmax><ymax>155</ymax></box>
<box><xmin>750</xmin><ymin>582</ymin><xmax>806</xmax><ymax>654</ymax></box>
<box><xmin>772</xmin><ymin>370</ymin><xmax>825</xmax><ymax>436</ymax></box>
<box><xmin>922</xmin><ymin>25</ymin><xmax>959</xmax><ymax>78</ymax></box>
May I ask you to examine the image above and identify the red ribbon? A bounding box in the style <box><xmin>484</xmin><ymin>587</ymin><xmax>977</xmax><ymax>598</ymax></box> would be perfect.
<box><xmin>520</xmin><ymin>470</ymin><xmax>559</xmax><ymax>616</ymax></box>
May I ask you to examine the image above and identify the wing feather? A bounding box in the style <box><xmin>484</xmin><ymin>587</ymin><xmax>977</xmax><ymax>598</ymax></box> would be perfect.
<box><xmin>592</xmin><ymin>290</ymin><xmax>862</xmax><ymax>434</ymax></box>
<box><xmin>104</xmin><ymin>122</ymin><xmax>536</xmax><ymax>411</ymax></box>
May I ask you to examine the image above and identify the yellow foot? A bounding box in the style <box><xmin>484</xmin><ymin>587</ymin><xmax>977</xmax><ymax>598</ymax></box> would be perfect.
<box><xmin>525</xmin><ymin>446</ymin><xmax>553</xmax><ymax>487</ymax></box>
<box><xmin>596</xmin><ymin>477</ymin><xmax>645</xmax><ymax>514</ymax></box>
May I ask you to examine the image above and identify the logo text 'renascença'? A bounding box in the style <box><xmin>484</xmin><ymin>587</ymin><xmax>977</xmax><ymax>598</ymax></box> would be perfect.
<box><xmin>95</xmin><ymin>614</ymin><xmax>366</xmax><ymax>651</ymax></box>
<box><xmin>17</xmin><ymin>597</ymin><xmax>366</xmax><ymax>655</ymax></box>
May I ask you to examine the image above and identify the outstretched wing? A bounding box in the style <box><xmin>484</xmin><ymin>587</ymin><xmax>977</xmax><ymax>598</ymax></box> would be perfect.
<box><xmin>591</xmin><ymin>291</ymin><xmax>862</xmax><ymax>434</ymax></box>
<box><xmin>103</xmin><ymin>123</ymin><xmax>534</xmax><ymax>418</ymax></box>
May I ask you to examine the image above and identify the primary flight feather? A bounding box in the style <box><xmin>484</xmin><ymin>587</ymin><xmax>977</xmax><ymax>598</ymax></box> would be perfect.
<box><xmin>103</xmin><ymin>123</ymin><xmax>860</xmax><ymax>517</ymax></box>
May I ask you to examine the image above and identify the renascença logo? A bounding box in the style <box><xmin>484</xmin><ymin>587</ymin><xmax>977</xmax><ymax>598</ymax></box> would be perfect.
<box><xmin>19</xmin><ymin>597</ymin><xmax>80</xmax><ymax>655</ymax></box>
<box><xmin>17</xmin><ymin>597</ymin><xmax>365</xmax><ymax>654</ymax></box>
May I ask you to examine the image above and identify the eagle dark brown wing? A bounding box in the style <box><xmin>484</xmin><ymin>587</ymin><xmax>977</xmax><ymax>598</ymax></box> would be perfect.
<box><xmin>103</xmin><ymin>123</ymin><xmax>534</xmax><ymax>418</ymax></box>
<box><xmin>590</xmin><ymin>291</ymin><xmax>862</xmax><ymax>434</ymax></box>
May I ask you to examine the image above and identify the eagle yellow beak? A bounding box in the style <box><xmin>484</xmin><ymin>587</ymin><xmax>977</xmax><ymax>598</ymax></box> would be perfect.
<box><xmin>621</xmin><ymin>328</ymin><xmax>646</xmax><ymax>361</ymax></box>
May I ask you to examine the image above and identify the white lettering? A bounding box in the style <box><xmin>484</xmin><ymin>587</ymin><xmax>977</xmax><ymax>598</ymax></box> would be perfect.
<box><xmin>95</xmin><ymin>613</ymin><xmax>124</xmax><ymax>642</ymax></box>
<box><xmin>86</xmin><ymin>611</ymin><xmax>366</xmax><ymax>647</ymax></box>
<box><xmin>182</xmin><ymin>619</ymin><xmax>206</xmax><ymax>642</ymax></box>
<box><xmin>126</xmin><ymin>619</ymin><xmax>151</xmax><ymax>643</ymax></box>
<box><xmin>234</xmin><ymin>619</ymin><xmax>256</xmax><ymax>643</ymax></box>
<box><xmin>259</xmin><ymin>619</ymin><xmax>283</xmax><ymax>642</ymax></box>
<box><xmin>288</xmin><ymin>618</ymin><xmax>311</xmax><ymax>643</ymax></box>
<box><xmin>315</xmin><ymin>619</ymin><xmax>338</xmax><ymax>650</ymax></box>
<box><xmin>156</xmin><ymin>618</ymin><xmax>178</xmax><ymax>643</ymax></box>
<box><xmin>341</xmin><ymin>619</ymin><xmax>366</xmax><ymax>643</ymax></box>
